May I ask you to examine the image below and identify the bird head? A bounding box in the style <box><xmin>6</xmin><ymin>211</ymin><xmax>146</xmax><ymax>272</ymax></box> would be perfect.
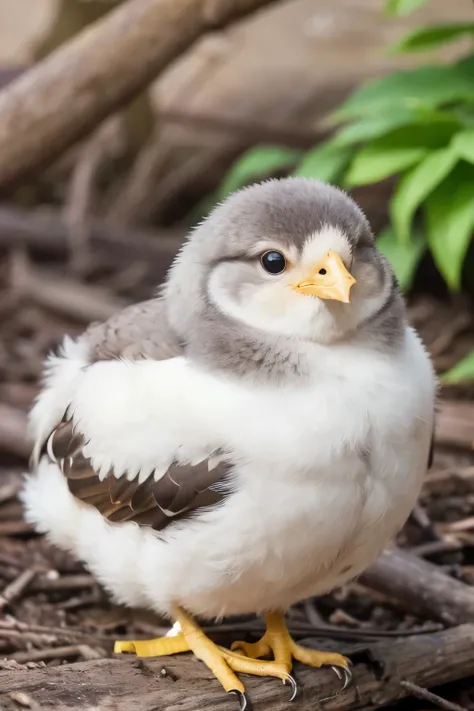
<box><xmin>164</xmin><ymin>178</ymin><xmax>402</xmax><ymax>373</ymax></box>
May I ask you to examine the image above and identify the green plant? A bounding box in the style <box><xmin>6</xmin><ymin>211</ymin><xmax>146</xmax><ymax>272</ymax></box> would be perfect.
<box><xmin>441</xmin><ymin>350</ymin><xmax>474</xmax><ymax>384</ymax></box>
<box><xmin>217</xmin><ymin>1</ymin><xmax>474</xmax><ymax>381</ymax></box>
<box><xmin>215</xmin><ymin>146</ymin><xmax>302</xmax><ymax>201</ymax></box>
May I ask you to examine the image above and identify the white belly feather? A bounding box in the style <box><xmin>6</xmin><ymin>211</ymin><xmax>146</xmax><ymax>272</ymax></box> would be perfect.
<box><xmin>22</xmin><ymin>327</ymin><xmax>434</xmax><ymax>619</ymax></box>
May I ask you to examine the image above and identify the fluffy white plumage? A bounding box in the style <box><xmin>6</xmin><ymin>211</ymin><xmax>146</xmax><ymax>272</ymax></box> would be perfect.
<box><xmin>23</xmin><ymin>322</ymin><xmax>434</xmax><ymax>619</ymax></box>
<box><xmin>22</xmin><ymin>176</ymin><xmax>437</xmax><ymax>683</ymax></box>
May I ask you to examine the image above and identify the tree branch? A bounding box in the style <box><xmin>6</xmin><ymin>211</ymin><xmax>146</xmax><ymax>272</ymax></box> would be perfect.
<box><xmin>0</xmin><ymin>0</ymin><xmax>280</xmax><ymax>189</ymax></box>
<box><xmin>359</xmin><ymin>547</ymin><xmax>474</xmax><ymax>626</ymax></box>
<box><xmin>0</xmin><ymin>205</ymin><xmax>183</xmax><ymax>268</ymax></box>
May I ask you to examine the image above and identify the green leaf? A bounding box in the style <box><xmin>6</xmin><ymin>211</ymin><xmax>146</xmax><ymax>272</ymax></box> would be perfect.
<box><xmin>332</xmin><ymin>107</ymin><xmax>460</xmax><ymax>147</ymax></box>
<box><xmin>377</xmin><ymin>227</ymin><xmax>425</xmax><ymax>290</ymax></box>
<box><xmin>332</xmin><ymin>111</ymin><xmax>417</xmax><ymax>147</ymax></box>
<box><xmin>393</xmin><ymin>23</ymin><xmax>474</xmax><ymax>53</ymax></box>
<box><xmin>455</xmin><ymin>54</ymin><xmax>474</xmax><ymax>80</ymax></box>
<box><xmin>344</xmin><ymin>117</ymin><xmax>460</xmax><ymax>187</ymax></box>
<box><xmin>390</xmin><ymin>147</ymin><xmax>458</xmax><ymax>242</ymax></box>
<box><xmin>217</xmin><ymin>146</ymin><xmax>301</xmax><ymax>199</ymax></box>
<box><xmin>345</xmin><ymin>145</ymin><xmax>426</xmax><ymax>187</ymax></box>
<box><xmin>333</xmin><ymin>66</ymin><xmax>474</xmax><ymax>122</ymax></box>
<box><xmin>452</xmin><ymin>105</ymin><xmax>474</xmax><ymax>128</ymax></box>
<box><xmin>442</xmin><ymin>350</ymin><xmax>474</xmax><ymax>383</ymax></box>
<box><xmin>385</xmin><ymin>0</ymin><xmax>430</xmax><ymax>17</ymax></box>
<box><xmin>424</xmin><ymin>168</ymin><xmax>474</xmax><ymax>290</ymax></box>
<box><xmin>386</xmin><ymin>121</ymin><xmax>460</xmax><ymax>150</ymax></box>
<box><xmin>292</xmin><ymin>142</ymin><xmax>352</xmax><ymax>183</ymax></box>
<box><xmin>451</xmin><ymin>129</ymin><xmax>474</xmax><ymax>163</ymax></box>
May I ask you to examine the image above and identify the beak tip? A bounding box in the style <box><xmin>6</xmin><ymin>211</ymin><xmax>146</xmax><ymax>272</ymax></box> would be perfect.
<box><xmin>292</xmin><ymin>254</ymin><xmax>356</xmax><ymax>303</ymax></box>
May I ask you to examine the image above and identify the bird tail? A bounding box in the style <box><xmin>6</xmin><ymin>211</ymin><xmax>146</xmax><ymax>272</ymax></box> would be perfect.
<box><xmin>21</xmin><ymin>458</ymin><xmax>148</xmax><ymax>609</ymax></box>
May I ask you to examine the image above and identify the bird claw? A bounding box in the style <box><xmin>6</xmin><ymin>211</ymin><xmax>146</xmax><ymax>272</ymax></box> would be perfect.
<box><xmin>340</xmin><ymin>665</ymin><xmax>353</xmax><ymax>691</ymax></box>
<box><xmin>229</xmin><ymin>689</ymin><xmax>251</xmax><ymax>711</ymax></box>
<box><xmin>318</xmin><ymin>664</ymin><xmax>353</xmax><ymax>702</ymax></box>
<box><xmin>330</xmin><ymin>663</ymin><xmax>352</xmax><ymax>691</ymax></box>
<box><xmin>286</xmin><ymin>673</ymin><xmax>298</xmax><ymax>702</ymax></box>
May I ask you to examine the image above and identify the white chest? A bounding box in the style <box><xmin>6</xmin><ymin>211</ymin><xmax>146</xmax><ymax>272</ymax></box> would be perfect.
<box><xmin>152</xmin><ymin>332</ymin><xmax>434</xmax><ymax>617</ymax></box>
<box><xmin>24</xmin><ymin>327</ymin><xmax>435</xmax><ymax>620</ymax></box>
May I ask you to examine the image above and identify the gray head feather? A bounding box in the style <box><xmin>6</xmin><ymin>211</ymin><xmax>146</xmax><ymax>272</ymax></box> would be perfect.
<box><xmin>162</xmin><ymin>177</ymin><xmax>405</xmax><ymax>382</ymax></box>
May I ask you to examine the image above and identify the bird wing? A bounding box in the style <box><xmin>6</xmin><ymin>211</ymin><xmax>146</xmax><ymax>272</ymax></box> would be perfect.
<box><xmin>31</xmin><ymin>298</ymin><xmax>234</xmax><ymax>533</ymax></box>
<box><xmin>83</xmin><ymin>297</ymin><xmax>182</xmax><ymax>362</ymax></box>
<box><xmin>41</xmin><ymin>417</ymin><xmax>232</xmax><ymax>532</ymax></box>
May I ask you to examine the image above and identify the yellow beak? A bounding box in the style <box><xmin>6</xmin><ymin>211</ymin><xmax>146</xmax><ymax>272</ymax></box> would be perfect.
<box><xmin>291</xmin><ymin>250</ymin><xmax>356</xmax><ymax>304</ymax></box>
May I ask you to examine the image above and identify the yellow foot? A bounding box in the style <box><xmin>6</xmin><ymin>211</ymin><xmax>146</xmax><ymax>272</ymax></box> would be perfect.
<box><xmin>114</xmin><ymin>633</ymin><xmax>189</xmax><ymax>657</ymax></box>
<box><xmin>114</xmin><ymin>607</ymin><xmax>295</xmax><ymax>710</ymax></box>
<box><xmin>232</xmin><ymin>612</ymin><xmax>352</xmax><ymax>701</ymax></box>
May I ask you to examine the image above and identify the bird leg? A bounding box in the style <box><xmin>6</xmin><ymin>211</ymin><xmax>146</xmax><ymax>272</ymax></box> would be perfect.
<box><xmin>232</xmin><ymin>612</ymin><xmax>352</xmax><ymax>697</ymax></box>
<box><xmin>114</xmin><ymin>605</ymin><xmax>295</xmax><ymax>709</ymax></box>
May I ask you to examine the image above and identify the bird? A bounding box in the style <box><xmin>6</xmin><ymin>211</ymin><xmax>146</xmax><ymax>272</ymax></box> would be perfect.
<box><xmin>22</xmin><ymin>177</ymin><xmax>436</xmax><ymax>709</ymax></box>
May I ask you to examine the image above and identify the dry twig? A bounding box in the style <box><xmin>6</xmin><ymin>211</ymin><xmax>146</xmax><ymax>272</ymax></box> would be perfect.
<box><xmin>12</xmin><ymin>265</ymin><xmax>126</xmax><ymax>324</ymax></box>
<box><xmin>31</xmin><ymin>574</ymin><xmax>97</xmax><ymax>592</ymax></box>
<box><xmin>12</xmin><ymin>644</ymin><xmax>103</xmax><ymax>665</ymax></box>
<box><xmin>0</xmin><ymin>566</ymin><xmax>44</xmax><ymax>613</ymax></box>
<box><xmin>360</xmin><ymin>547</ymin><xmax>474</xmax><ymax>625</ymax></box>
<box><xmin>0</xmin><ymin>206</ymin><xmax>183</xmax><ymax>290</ymax></box>
<box><xmin>64</xmin><ymin>118</ymin><xmax>123</xmax><ymax>275</ymax></box>
<box><xmin>400</xmin><ymin>681</ymin><xmax>468</xmax><ymax>711</ymax></box>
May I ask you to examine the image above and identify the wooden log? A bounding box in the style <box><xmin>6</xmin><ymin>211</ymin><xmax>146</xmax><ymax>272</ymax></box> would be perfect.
<box><xmin>0</xmin><ymin>0</ymin><xmax>280</xmax><ymax>189</ymax></box>
<box><xmin>1</xmin><ymin>624</ymin><xmax>473</xmax><ymax>710</ymax></box>
<box><xmin>359</xmin><ymin>547</ymin><xmax>474</xmax><ymax>626</ymax></box>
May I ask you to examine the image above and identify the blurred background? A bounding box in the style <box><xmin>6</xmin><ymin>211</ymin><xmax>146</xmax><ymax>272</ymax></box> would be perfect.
<box><xmin>0</xmin><ymin>1</ymin><xmax>473</xmax><ymax>709</ymax></box>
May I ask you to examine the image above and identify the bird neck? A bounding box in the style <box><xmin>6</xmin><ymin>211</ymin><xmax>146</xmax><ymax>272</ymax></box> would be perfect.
<box><xmin>185</xmin><ymin>308</ymin><xmax>311</xmax><ymax>384</ymax></box>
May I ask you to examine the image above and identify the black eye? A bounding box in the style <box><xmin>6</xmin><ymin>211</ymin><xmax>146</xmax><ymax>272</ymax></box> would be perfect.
<box><xmin>260</xmin><ymin>250</ymin><xmax>286</xmax><ymax>275</ymax></box>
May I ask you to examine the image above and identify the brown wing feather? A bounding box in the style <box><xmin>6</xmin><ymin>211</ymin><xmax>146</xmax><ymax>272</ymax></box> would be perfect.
<box><xmin>83</xmin><ymin>298</ymin><xmax>182</xmax><ymax>363</ymax></box>
<box><xmin>35</xmin><ymin>298</ymin><xmax>231</xmax><ymax>531</ymax></box>
<box><xmin>41</xmin><ymin>418</ymin><xmax>233</xmax><ymax>532</ymax></box>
